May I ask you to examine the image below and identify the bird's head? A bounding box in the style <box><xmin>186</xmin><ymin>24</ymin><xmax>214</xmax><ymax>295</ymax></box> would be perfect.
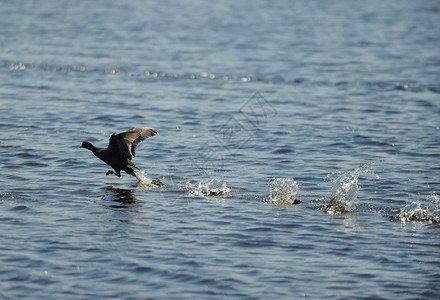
<box><xmin>79</xmin><ymin>141</ymin><xmax>94</xmax><ymax>150</ymax></box>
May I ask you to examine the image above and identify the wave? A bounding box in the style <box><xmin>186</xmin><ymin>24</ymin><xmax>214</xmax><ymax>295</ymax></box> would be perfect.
<box><xmin>2</xmin><ymin>60</ymin><xmax>439</xmax><ymax>93</ymax></box>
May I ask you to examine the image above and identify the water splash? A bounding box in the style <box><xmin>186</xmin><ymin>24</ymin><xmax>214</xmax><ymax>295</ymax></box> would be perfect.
<box><xmin>186</xmin><ymin>178</ymin><xmax>231</xmax><ymax>197</ymax></box>
<box><xmin>397</xmin><ymin>194</ymin><xmax>440</xmax><ymax>223</ymax></box>
<box><xmin>324</xmin><ymin>163</ymin><xmax>373</xmax><ymax>214</ymax></box>
<box><xmin>264</xmin><ymin>177</ymin><xmax>302</xmax><ymax>205</ymax></box>
<box><xmin>134</xmin><ymin>170</ymin><xmax>165</xmax><ymax>189</ymax></box>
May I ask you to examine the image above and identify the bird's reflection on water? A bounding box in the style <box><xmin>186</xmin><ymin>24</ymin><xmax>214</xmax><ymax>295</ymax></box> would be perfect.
<box><xmin>100</xmin><ymin>186</ymin><xmax>143</xmax><ymax>212</ymax></box>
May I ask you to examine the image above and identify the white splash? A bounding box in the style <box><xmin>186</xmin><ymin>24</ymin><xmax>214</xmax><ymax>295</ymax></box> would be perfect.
<box><xmin>134</xmin><ymin>170</ymin><xmax>165</xmax><ymax>189</ymax></box>
<box><xmin>398</xmin><ymin>194</ymin><xmax>440</xmax><ymax>223</ymax></box>
<box><xmin>265</xmin><ymin>177</ymin><xmax>301</xmax><ymax>205</ymax></box>
<box><xmin>186</xmin><ymin>178</ymin><xmax>231</xmax><ymax>197</ymax></box>
<box><xmin>325</xmin><ymin>163</ymin><xmax>373</xmax><ymax>214</ymax></box>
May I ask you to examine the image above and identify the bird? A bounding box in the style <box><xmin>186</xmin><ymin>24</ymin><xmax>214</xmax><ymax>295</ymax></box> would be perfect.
<box><xmin>80</xmin><ymin>127</ymin><xmax>157</xmax><ymax>177</ymax></box>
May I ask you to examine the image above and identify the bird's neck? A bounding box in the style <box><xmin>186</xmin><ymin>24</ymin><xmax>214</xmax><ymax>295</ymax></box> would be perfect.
<box><xmin>82</xmin><ymin>142</ymin><xmax>98</xmax><ymax>154</ymax></box>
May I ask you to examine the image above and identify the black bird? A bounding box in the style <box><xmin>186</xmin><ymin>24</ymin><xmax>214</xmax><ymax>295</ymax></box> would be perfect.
<box><xmin>80</xmin><ymin>127</ymin><xmax>157</xmax><ymax>177</ymax></box>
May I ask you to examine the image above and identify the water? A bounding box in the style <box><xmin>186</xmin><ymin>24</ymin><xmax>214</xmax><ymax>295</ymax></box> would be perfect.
<box><xmin>322</xmin><ymin>163</ymin><xmax>375</xmax><ymax>214</ymax></box>
<box><xmin>1</xmin><ymin>0</ymin><xmax>440</xmax><ymax>298</ymax></box>
<box><xmin>265</xmin><ymin>177</ymin><xmax>301</xmax><ymax>205</ymax></box>
<box><xmin>398</xmin><ymin>194</ymin><xmax>440</xmax><ymax>224</ymax></box>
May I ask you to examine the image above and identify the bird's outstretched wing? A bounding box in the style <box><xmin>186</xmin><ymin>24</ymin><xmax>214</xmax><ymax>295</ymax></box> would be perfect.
<box><xmin>109</xmin><ymin>127</ymin><xmax>157</xmax><ymax>160</ymax></box>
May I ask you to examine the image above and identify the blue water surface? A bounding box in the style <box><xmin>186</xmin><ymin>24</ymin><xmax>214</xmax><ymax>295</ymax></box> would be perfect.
<box><xmin>1</xmin><ymin>1</ymin><xmax>440</xmax><ymax>299</ymax></box>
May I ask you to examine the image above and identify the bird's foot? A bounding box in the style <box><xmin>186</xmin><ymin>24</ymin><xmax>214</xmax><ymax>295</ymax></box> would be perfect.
<box><xmin>151</xmin><ymin>178</ymin><xmax>166</xmax><ymax>187</ymax></box>
<box><xmin>106</xmin><ymin>171</ymin><xmax>121</xmax><ymax>177</ymax></box>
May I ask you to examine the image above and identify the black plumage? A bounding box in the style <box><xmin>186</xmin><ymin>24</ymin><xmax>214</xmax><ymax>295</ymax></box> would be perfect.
<box><xmin>80</xmin><ymin>127</ymin><xmax>157</xmax><ymax>177</ymax></box>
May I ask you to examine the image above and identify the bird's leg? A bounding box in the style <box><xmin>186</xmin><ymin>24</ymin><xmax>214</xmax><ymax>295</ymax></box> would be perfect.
<box><xmin>125</xmin><ymin>162</ymin><xmax>139</xmax><ymax>177</ymax></box>
<box><xmin>106</xmin><ymin>170</ymin><xmax>121</xmax><ymax>177</ymax></box>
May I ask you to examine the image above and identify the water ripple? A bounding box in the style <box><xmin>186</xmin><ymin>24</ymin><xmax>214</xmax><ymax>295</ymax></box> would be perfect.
<box><xmin>2</xmin><ymin>60</ymin><xmax>439</xmax><ymax>95</ymax></box>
